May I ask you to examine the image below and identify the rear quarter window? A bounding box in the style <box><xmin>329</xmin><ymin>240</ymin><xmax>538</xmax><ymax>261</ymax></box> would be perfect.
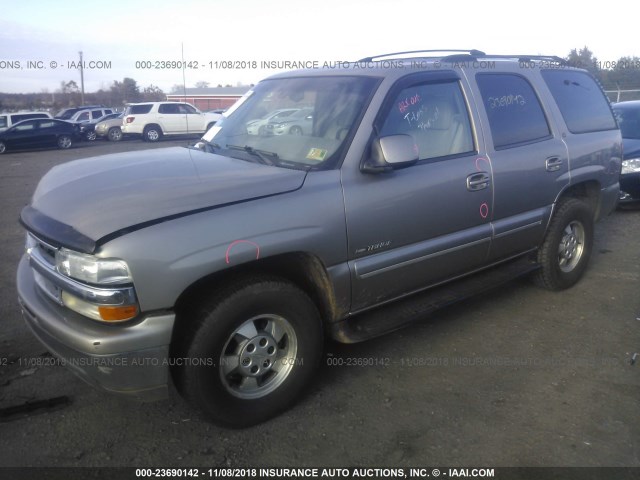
<box><xmin>541</xmin><ymin>70</ymin><xmax>617</xmax><ymax>134</ymax></box>
<box><xmin>476</xmin><ymin>73</ymin><xmax>551</xmax><ymax>149</ymax></box>
<box><xmin>128</xmin><ymin>104</ymin><xmax>153</xmax><ymax>114</ymax></box>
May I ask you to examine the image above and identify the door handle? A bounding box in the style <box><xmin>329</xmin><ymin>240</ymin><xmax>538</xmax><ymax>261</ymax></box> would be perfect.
<box><xmin>466</xmin><ymin>172</ymin><xmax>490</xmax><ymax>191</ymax></box>
<box><xmin>545</xmin><ymin>156</ymin><xmax>563</xmax><ymax>172</ymax></box>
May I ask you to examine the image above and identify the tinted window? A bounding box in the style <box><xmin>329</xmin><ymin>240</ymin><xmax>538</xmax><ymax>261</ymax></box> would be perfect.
<box><xmin>613</xmin><ymin>105</ymin><xmax>640</xmax><ymax>140</ymax></box>
<box><xmin>14</xmin><ymin>121</ymin><xmax>37</xmax><ymax>131</ymax></box>
<box><xmin>476</xmin><ymin>74</ymin><xmax>550</xmax><ymax>149</ymax></box>
<box><xmin>0</xmin><ymin>116</ymin><xmax>6</xmax><ymax>129</ymax></box>
<box><xmin>541</xmin><ymin>70</ymin><xmax>616</xmax><ymax>134</ymax></box>
<box><xmin>127</xmin><ymin>104</ymin><xmax>153</xmax><ymax>114</ymax></box>
<box><xmin>159</xmin><ymin>104</ymin><xmax>180</xmax><ymax>114</ymax></box>
<box><xmin>178</xmin><ymin>104</ymin><xmax>198</xmax><ymax>114</ymax></box>
<box><xmin>91</xmin><ymin>110</ymin><xmax>103</xmax><ymax>119</ymax></box>
<box><xmin>379</xmin><ymin>81</ymin><xmax>475</xmax><ymax>160</ymax></box>
<box><xmin>12</xmin><ymin>113</ymin><xmax>47</xmax><ymax>123</ymax></box>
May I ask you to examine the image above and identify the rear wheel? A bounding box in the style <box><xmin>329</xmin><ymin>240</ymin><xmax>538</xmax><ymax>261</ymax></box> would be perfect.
<box><xmin>108</xmin><ymin>127</ymin><xmax>122</xmax><ymax>142</ymax></box>
<box><xmin>57</xmin><ymin>135</ymin><xmax>73</xmax><ymax>149</ymax></box>
<box><xmin>143</xmin><ymin>125</ymin><xmax>162</xmax><ymax>142</ymax></box>
<box><xmin>173</xmin><ymin>276</ymin><xmax>323</xmax><ymax>428</ymax></box>
<box><xmin>0</xmin><ymin>142</ymin><xmax>6</xmax><ymax>154</ymax></box>
<box><xmin>289</xmin><ymin>126</ymin><xmax>303</xmax><ymax>135</ymax></box>
<box><xmin>535</xmin><ymin>198</ymin><xmax>594</xmax><ymax>290</ymax></box>
<box><xmin>85</xmin><ymin>130</ymin><xmax>97</xmax><ymax>141</ymax></box>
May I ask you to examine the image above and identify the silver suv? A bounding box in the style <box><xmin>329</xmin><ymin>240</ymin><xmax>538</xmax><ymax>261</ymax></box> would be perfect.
<box><xmin>122</xmin><ymin>101</ymin><xmax>222</xmax><ymax>141</ymax></box>
<box><xmin>17</xmin><ymin>50</ymin><xmax>621</xmax><ymax>428</ymax></box>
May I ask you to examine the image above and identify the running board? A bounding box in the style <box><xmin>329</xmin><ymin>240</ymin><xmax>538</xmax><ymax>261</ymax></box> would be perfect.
<box><xmin>330</xmin><ymin>257</ymin><xmax>539</xmax><ymax>343</ymax></box>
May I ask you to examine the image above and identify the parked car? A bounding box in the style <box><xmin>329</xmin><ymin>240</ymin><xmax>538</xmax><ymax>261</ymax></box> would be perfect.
<box><xmin>0</xmin><ymin>111</ymin><xmax>52</xmax><ymax>132</ymax></box>
<box><xmin>264</xmin><ymin>107</ymin><xmax>314</xmax><ymax>136</ymax></box>
<box><xmin>94</xmin><ymin>112</ymin><xmax>125</xmax><ymax>141</ymax></box>
<box><xmin>0</xmin><ymin>118</ymin><xmax>80</xmax><ymax>153</ymax></box>
<box><xmin>54</xmin><ymin>105</ymin><xmax>106</xmax><ymax>120</ymax></box>
<box><xmin>245</xmin><ymin>108</ymin><xmax>299</xmax><ymax>135</ymax></box>
<box><xmin>612</xmin><ymin>101</ymin><xmax>640</xmax><ymax>203</ymax></box>
<box><xmin>18</xmin><ymin>51</ymin><xmax>621</xmax><ymax>428</ymax></box>
<box><xmin>69</xmin><ymin>107</ymin><xmax>114</xmax><ymax>124</ymax></box>
<box><xmin>121</xmin><ymin>102</ymin><xmax>222</xmax><ymax>142</ymax></box>
<box><xmin>77</xmin><ymin>112</ymin><xmax>122</xmax><ymax>141</ymax></box>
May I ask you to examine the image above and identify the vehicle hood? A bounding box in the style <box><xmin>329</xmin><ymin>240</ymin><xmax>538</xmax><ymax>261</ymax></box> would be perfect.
<box><xmin>23</xmin><ymin>146</ymin><xmax>307</xmax><ymax>253</ymax></box>
<box><xmin>622</xmin><ymin>138</ymin><xmax>640</xmax><ymax>160</ymax></box>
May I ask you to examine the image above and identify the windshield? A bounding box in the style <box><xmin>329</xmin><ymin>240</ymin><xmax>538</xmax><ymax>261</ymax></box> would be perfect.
<box><xmin>614</xmin><ymin>106</ymin><xmax>640</xmax><ymax>140</ymax></box>
<box><xmin>201</xmin><ymin>76</ymin><xmax>379</xmax><ymax>169</ymax></box>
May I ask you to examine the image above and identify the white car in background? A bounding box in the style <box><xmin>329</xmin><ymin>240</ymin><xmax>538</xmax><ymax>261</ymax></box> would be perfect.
<box><xmin>122</xmin><ymin>102</ymin><xmax>222</xmax><ymax>142</ymax></box>
<box><xmin>245</xmin><ymin>108</ymin><xmax>299</xmax><ymax>135</ymax></box>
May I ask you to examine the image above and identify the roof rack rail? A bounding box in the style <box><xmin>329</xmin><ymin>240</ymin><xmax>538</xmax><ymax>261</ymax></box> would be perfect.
<box><xmin>357</xmin><ymin>51</ymin><xmax>569</xmax><ymax>66</ymax></box>
<box><xmin>357</xmin><ymin>49</ymin><xmax>486</xmax><ymax>63</ymax></box>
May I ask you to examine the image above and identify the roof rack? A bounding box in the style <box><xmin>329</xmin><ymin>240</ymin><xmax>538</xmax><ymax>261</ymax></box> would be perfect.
<box><xmin>357</xmin><ymin>50</ymin><xmax>568</xmax><ymax>66</ymax></box>
<box><xmin>357</xmin><ymin>49</ymin><xmax>486</xmax><ymax>63</ymax></box>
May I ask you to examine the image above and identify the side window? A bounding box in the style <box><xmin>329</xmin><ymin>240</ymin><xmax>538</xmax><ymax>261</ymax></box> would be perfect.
<box><xmin>14</xmin><ymin>121</ymin><xmax>36</xmax><ymax>131</ymax></box>
<box><xmin>91</xmin><ymin>110</ymin><xmax>103</xmax><ymax>120</ymax></box>
<box><xmin>179</xmin><ymin>104</ymin><xmax>198</xmax><ymax>114</ymax></box>
<box><xmin>159</xmin><ymin>104</ymin><xmax>180</xmax><ymax>114</ymax></box>
<box><xmin>76</xmin><ymin>112</ymin><xmax>90</xmax><ymax>122</ymax></box>
<box><xmin>0</xmin><ymin>116</ymin><xmax>7</xmax><ymax>129</ymax></box>
<box><xmin>541</xmin><ymin>70</ymin><xmax>617</xmax><ymax>134</ymax></box>
<box><xmin>476</xmin><ymin>74</ymin><xmax>550</xmax><ymax>149</ymax></box>
<box><xmin>379</xmin><ymin>81</ymin><xmax>475</xmax><ymax>160</ymax></box>
<box><xmin>39</xmin><ymin>121</ymin><xmax>56</xmax><ymax>129</ymax></box>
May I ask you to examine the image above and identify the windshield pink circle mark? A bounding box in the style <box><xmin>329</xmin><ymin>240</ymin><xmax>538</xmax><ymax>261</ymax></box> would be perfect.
<box><xmin>225</xmin><ymin>240</ymin><xmax>261</xmax><ymax>264</ymax></box>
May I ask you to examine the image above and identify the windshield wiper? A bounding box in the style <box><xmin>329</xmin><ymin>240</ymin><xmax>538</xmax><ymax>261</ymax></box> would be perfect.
<box><xmin>226</xmin><ymin>144</ymin><xmax>278</xmax><ymax>166</ymax></box>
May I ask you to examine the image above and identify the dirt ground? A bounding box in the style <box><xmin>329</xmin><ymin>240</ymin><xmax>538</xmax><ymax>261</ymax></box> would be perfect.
<box><xmin>0</xmin><ymin>139</ymin><xmax>639</xmax><ymax>469</ymax></box>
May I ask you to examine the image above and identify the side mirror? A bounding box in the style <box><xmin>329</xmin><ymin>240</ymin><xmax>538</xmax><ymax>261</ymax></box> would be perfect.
<box><xmin>361</xmin><ymin>134</ymin><xmax>418</xmax><ymax>173</ymax></box>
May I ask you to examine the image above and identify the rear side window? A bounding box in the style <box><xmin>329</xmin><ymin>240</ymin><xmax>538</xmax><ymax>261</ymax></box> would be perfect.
<box><xmin>541</xmin><ymin>70</ymin><xmax>616</xmax><ymax>134</ymax></box>
<box><xmin>476</xmin><ymin>73</ymin><xmax>551</xmax><ymax>149</ymax></box>
<box><xmin>0</xmin><ymin>116</ymin><xmax>8</xmax><ymax>129</ymax></box>
<box><xmin>127</xmin><ymin>104</ymin><xmax>153</xmax><ymax>115</ymax></box>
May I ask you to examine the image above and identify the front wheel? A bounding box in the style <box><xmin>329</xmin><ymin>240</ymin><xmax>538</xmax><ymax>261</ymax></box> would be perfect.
<box><xmin>57</xmin><ymin>135</ymin><xmax>73</xmax><ymax>149</ymax></box>
<box><xmin>173</xmin><ymin>276</ymin><xmax>323</xmax><ymax>428</ymax></box>
<box><xmin>535</xmin><ymin>198</ymin><xmax>594</xmax><ymax>290</ymax></box>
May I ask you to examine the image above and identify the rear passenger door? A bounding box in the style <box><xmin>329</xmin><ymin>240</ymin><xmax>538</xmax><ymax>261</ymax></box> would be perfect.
<box><xmin>472</xmin><ymin>72</ymin><xmax>570</xmax><ymax>261</ymax></box>
<box><xmin>342</xmin><ymin>72</ymin><xmax>494</xmax><ymax>312</ymax></box>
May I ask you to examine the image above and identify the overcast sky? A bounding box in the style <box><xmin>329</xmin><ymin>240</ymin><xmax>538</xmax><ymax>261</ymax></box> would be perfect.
<box><xmin>1</xmin><ymin>0</ymin><xmax>636</xmax><ymax>94</ymax></box>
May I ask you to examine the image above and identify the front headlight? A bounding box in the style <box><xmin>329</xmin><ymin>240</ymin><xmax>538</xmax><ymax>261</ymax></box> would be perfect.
<box><xmin>55</xmin><ymin>248</ymin><xmax>132</xmax><ymax>285</ymax></box>
<box><xmin>621</xmin><ymin>158</ymin><xmax>640</xmax><ymax>174</ymax></box>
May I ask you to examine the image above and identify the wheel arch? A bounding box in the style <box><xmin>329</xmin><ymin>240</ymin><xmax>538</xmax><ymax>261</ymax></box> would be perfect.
<box><xmin>172</xmin><ymin>251</ymin><xmax>339</xmax><ymax>338</ymax></box>
<box><xmin>555</xmin><ymin>180</ymin><xmax>601</xmax><ymax>219</ymax></box>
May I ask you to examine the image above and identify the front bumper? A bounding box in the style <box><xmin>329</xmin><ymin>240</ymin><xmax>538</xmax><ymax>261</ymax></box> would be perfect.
<box><xmin>620</xmin><ymin>172</ymin><xmax>640</xmax><ymax>203</ymax></box>
<box><xmin>17</xmin><ymin>255</ymin><xmax>175</xmax><ymax>401</ymax></box>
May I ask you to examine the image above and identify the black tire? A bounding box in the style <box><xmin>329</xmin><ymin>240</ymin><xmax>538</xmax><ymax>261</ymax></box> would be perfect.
<box><xmin>173</xmin><ymin>276</ymin><xmax>323</xmax><ymax>428</ymax></box>
<box><xmin>0</xmin><ymin>142</ymin><xmax>6</xmax><ymax>154</ymax></box>
<box><xmin>108</xmin><ymin>127</ymin><xmax>122</xmax><ymax>142</ymax></box>
<box><xmin>57</xmin><ymin>135</ymin><xmax>73</xmax><ymax>149</ymax></box>
<box><xmin>143</xmin><ymin>125</ymin><xmax>162</xmax><ymax>142</ymax></box>
<box><xmin>206</xmin><ymin>122</ymin><xmax>216</xmax><ymax>131</ymax></box>
<box><xmin>534</xmin><ymin>198</ymin><xmax>594</xmax><ymax>290</ymax></box>
<box><xmin>289</xmin><ymin>126</ymin><xmax>303</xmax><ymax>135</ymax></box>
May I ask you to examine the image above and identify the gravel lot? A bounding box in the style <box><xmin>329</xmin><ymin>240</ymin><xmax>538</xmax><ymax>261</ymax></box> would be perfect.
<box><xmin>0</xmin><ymin>138</ymin><xmax>639</xmax><ymax>470</ymax></box>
